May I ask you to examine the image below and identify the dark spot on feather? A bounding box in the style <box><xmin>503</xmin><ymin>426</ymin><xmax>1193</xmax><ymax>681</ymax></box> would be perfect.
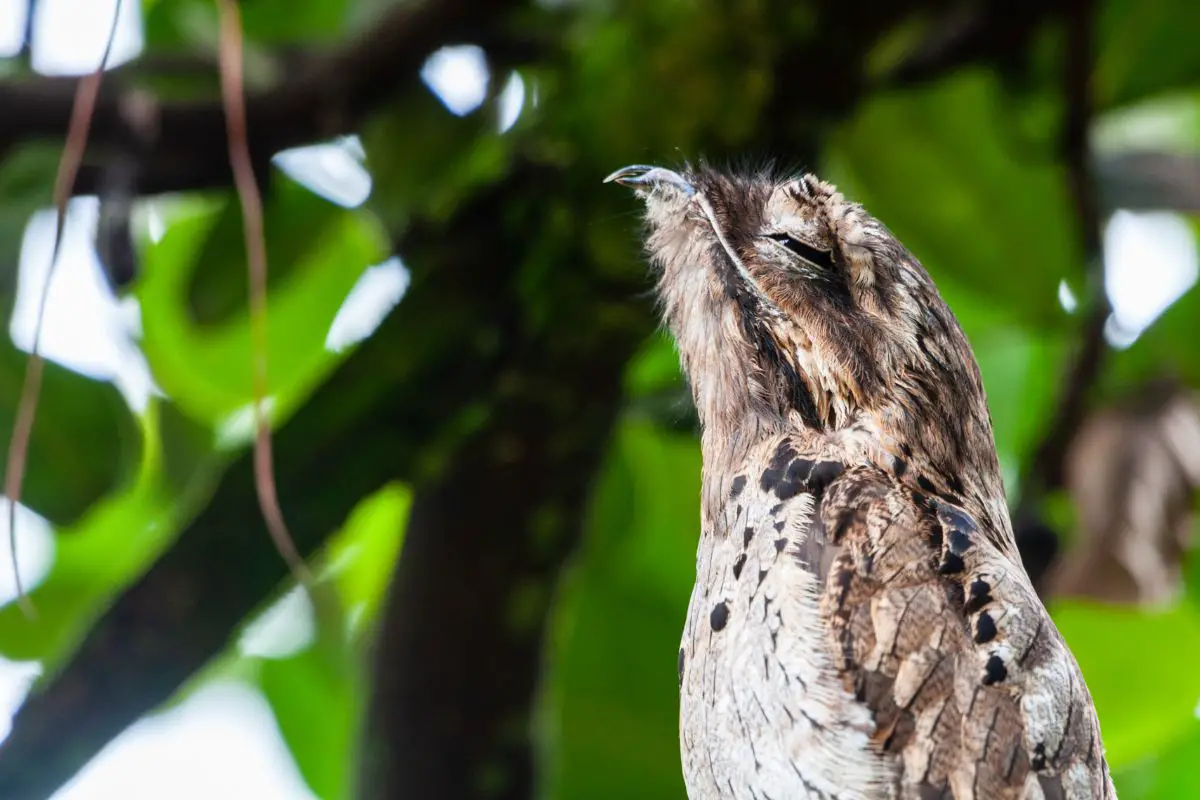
<box><xmin>770</xmin><ymin>440</ymin><xmax>796</xmax><ymax>469</ymax></box>
<box><xmin>893</xmin><ymin>458</ymin><xmax>908</xmax><ymax>478</ymax></box>
<box><xmin>744</xmin><ymin>526</ymin><xmax>755</xmax><ymax>548</ymax></box>
<box><xmin>786</xmin><ymin>458</ymin><xmax>814</xmax><ymax>482</ymax></box>
<box><xmin>916</xmin><ymin>475</ymin><xmax>937</xmax><ymax>494</ymax></box>
<box><xmin>759</xmin><ymin>466</ymin><xmax>784</xmax><ymax>493</ymax></box>
<box><xmin>774</xmin><ymin>537</ymin><xmax>787</xmax><ymax>554</ymax></box>
<box><xmin>807</xmin><ymin>461</ymin><xmax>845</xmax><ymax>497</ymax></box>
<box><xmin>773</xmin><ymin>519</ymin><xmax>786</xmax><ymax>532</ymax></box>
<box><xmin>774</xmin><ymin>477</ymin><xmax>803</xmax><ymax>501</ymax></box>
<box><xmin>938</xmin><ymin>552</ymin><xmax>965</xmax><ymax>575</ymax></box>
<box><xmin>983</xmin><ymin>654</ymin><xmax>1007</xmax><ymax>685</ymax></box>
<box><xmin>910</xmin><ymin>490</ymin><xmax>934</xmax><ymax>512</ymax></box>
<box><xmin>926</xmin><ymin>525</ymin><xmax>943</xmax><ymax>551</ymax></box>
<box><xmin>943</xmin><ymin>580</ymin><xmax>965</xmax><ymax>610</ymax></box>
<box><xmin>730</xmin><ymin>475</ymin><xmax>747</xmax><ymax>498</ymax></box>
<box><xmin>732</xmin><ymin>553</ymin><xmax>746</xmax><ymax>580</ymax></box>
<box><xmin>900</xmin><ymin>442</ymin><xmax>913</xmax><ymax>458</ymax></box>
<box><xmin>834</xmin><ymin>564</ymin><xmax>853</xmax><ymax>598</ymax></box>
<box><xmin>948</xmin><ymin>529</ymin><xmax>972</xmax><ymax>555</ymax></box>
<box><xmin>769</xmin><ymin>503</ymin><xmax>784</xmax><ymax>516</ymax></box>
<box><xmin>965</xmin><ymin>579</ymin><xmax>993</xmax><ymax>614</ymax></box>
<box><xmin>1031</xmin><ymin>742</ymin><xmax>1047</xmax><ymax>770</ymax></box>
<box><xmin>710</xmin><ymin>601</ymin><xmax>729</xmax><ymax>632</ymax></box>
<box><xmin>975</xmin><ymin>612</ymin><xmax>997</xmax><ymax>643</ymax></box>
<box><xmin>678</xmin><ymin>648</ymin><xmax>685</xmax><ymax>685</ymax></box>
<box><xmin>946</xmin><ymin>474</ymin><xmax>965</xmax><ymax>496</ymax></box>
<box><xmin>758</xmin><ymin>568</ymin><xmax>769</xmax><ymax>587</ymax></box>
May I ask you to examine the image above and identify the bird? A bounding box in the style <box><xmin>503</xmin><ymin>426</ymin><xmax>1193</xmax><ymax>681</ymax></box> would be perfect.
<box><xmin>605</xmin><ymin>163</ymin><xmax>1115</xmax><ymax>799</ymax></box>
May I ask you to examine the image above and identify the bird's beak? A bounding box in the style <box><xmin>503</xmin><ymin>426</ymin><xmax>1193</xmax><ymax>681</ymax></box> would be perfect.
<box><xmin>603</xmin><ymin>164</ymin><xmax>696</xmax><ymax>197</ymax></box>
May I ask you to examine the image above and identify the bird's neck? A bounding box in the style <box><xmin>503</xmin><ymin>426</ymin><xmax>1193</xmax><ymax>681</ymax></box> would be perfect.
<box><xmin>697</xmin><ymin>399</ymin><xmax>1016</xmax><ymax>559</ymax></box>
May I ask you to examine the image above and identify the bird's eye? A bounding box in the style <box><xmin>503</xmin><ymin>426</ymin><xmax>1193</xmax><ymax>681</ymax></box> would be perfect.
<box><xmin>766</xmin><ymin>233</ymin><xmax>837</xmax><ymax>271</ymax></box>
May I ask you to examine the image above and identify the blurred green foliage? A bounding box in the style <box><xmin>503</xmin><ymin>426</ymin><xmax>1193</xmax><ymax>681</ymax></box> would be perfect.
<box><xmin>1</xmin><ymin>0</ymin><xmax>1198</xmax><ymax>798</ymax></box>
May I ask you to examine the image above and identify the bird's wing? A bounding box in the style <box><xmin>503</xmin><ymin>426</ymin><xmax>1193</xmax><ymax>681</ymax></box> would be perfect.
<box><xmin>804</xmin><ymin>462</ymin><xmax>1115</xmax><ymax>799</ymax></box>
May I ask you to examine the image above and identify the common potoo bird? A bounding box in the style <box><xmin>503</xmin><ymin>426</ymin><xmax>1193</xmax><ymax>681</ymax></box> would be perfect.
<box><xmin>606</xmin><ymin>164</ymin><xmax>1115</xmax><ymax>799</ymax></box>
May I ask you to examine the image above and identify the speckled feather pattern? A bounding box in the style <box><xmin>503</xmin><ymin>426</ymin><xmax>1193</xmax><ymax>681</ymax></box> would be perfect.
<box><xmin>618</xmin><ymin>163</ymin><xmax>1115</xmax><ymax>799</ymax></box>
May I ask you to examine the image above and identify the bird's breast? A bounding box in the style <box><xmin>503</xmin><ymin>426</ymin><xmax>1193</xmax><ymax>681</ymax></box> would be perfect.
<box><xmin>678</xmin><ymin>443</ymin><xmax>894</xmax><ymax>799</ymax></box>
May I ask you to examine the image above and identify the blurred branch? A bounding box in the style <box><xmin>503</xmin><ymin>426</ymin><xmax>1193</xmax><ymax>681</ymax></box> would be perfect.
<box><xmin>1015</xmin><ymin>0</ymin><xmax>1108</xmax><ymax>590</ymax></box>
<box><xmin>0</xmin><ymin>0</ymin><xmax>525</xmax><ymax>195</ymax></box>
<box><xmin>883</xmin><ymin>0</ymin><xmax>1058</xmax><ymax>88</ymax></box>
<box><xmin>1095</xmin><ymin>151</ymin><xmax>1200</xmax><ymax>213</ymax></box>
<box><xmin>360</xmin><ymin>281</ymin><xmax>642</xmax><ymax>799</ymax></box>
<box><xmin>0</xmin><ymin>158</ymin><xmax>651</xmax><ymax>798</ymax></box>
<box><xmin>0</xmin><ymin>159</ymin><xmax>641</xmax><ymax>799</ymax></box>
<box><xmin>1047</xmin><ymin>378</ymin><xmax>1200</xmax><ymax>605</ymax></box>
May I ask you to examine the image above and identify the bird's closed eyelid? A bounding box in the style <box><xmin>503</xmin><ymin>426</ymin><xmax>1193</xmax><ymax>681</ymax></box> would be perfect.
<box><xmin>762</xmin><ymin>233</ymin><xmax>838</xmax><ymax>271</ymax></box>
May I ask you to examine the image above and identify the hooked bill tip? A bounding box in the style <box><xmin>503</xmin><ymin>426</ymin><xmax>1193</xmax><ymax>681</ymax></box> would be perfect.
<box><xmin>603</xmin><ymin>164</ymin><xmax>656</xmax><ymax>184</ymax></box>
<box><xmin>604</xmin><ymin>164</ymin><xmax>696</xmax><ymax>196</ymax></box>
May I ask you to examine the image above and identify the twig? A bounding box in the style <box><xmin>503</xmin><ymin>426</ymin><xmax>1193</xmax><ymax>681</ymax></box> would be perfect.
<box><xmin>3</xmin><ymin>0</ymin><xmax>124</xmax><ymax>618</ymax></box>
<box><xmin>214</xmin><ymin>0</ymin><xmax>314</xmax><ymax>591</ymax></box>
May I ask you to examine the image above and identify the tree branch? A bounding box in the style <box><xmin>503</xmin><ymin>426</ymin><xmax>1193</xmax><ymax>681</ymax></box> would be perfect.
<box><xmin>0</xmin><ymin>161</ymin><xmax>571</xmax><ymax>799</ymax></box>
<box><xmin>360</xmin><ymin>299</ymin><xmax>641</xmax><ymax>800</ymax></box>
<box><xmin>0</xmin><ymin>0</ymin><xmax>523</xmax><ymax>196</ymax></box>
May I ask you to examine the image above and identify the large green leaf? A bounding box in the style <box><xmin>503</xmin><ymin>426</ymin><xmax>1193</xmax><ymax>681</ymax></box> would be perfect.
<box><xmin>1097</xmin><ymin>0</ymin><xmax>1200</xmax><ymax>108</ymax></box>
<box><xmin>258</xmin><ymin>638</ymin><xmax>360</xmax><ymax>800</ymax></box>
<box><xmin>253</xmin><ymin>484</ymin><xmax>408</xmax><ymax>799</ymax></box>
<box><xmin>0</xmin><ymin>399</ymin><xmax>212</xmax><ymax>669</ymax></box>
<box><xmin>136</xmin><ymin>175</ymin><xmax>388</xmax><ymax>426</ymax></box>
<box><xmin>545</xmin><ymin>421</ymin><xmax>698</xmax><ymax>799</ymax></box>
<box><xmin>1052</xmin><ymin>600</ymin><xmax>1200</xmax><ymax>769</ymax></box>
<box><xmin>1114</xmin><ymin>723</ymin><xmax>1200</xmax><ymax>798</ymax></box>
<box><xmin>0</xmin><ymin>345</ymin><xmax>141</xmax><ymax>526</ymax></box>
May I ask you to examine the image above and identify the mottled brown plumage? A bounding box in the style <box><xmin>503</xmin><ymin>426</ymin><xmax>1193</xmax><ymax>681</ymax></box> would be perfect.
<box><xmin>607</xmin><ymin>163</ymin><xmax>1115</xmax><ymax>799</ymax></box>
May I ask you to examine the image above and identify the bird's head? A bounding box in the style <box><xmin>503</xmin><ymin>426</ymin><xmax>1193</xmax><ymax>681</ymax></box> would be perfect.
<box><xmin>608</xmin><ymin>163</ymin><xmax>1006</xmax><ymax>526</ymax></box>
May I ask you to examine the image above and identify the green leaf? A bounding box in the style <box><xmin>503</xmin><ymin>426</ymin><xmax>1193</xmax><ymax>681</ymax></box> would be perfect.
<box><xmin>361</xmin><ymin>90</ymin><xmax>512</xmax><ymax>225</ymax></box>
<box><xmin>253</xmin><ymin>484</ymin><xmax>410</xmax><ymax>798</ymax></box>
<box><xmin>1114</xmin><ymin>723</ymin><xmax>1200</xmax><ymax>798</ymax></box>
<box><xmin>320</xmin><ymin>482</ymin><xmax>410</xmax><ymax>640</ymax></box>
<box><xmin>0</xmin><ymin>398</ymin><xmax>215</xmax><ymax>668</ymax></box>
<box><xmin>1097</xmin><ymin>0</ymin><xmax>1200</xmax><ymax>108</ymax></box>
<box><xmin>1052</xmin><ymin>600</ymin><xmax>1200</xmax><ymax>769</ymax></box>
<box><xmin>0</xmin><ymin>471</ymin><xmax>172</xmax><ymax>667</ymax></box>
<box><xmin>136</xmin><ymin>175</ymin><xmax>389</xmax><ymax>426</ymax></box>
<box><xmin>259</xmin><ymin>639</ymin><xmax>360</xmax><ymax>800</ymax></box>
<box><xmin>968</xmin><ymin>324</ymin><xmax>1067</xmax><ymax>487</ymax></box>
<box><xmin>0</xmin><ymin>345</ymin><xmax>141</xmax><ymax>526</ymax></box>
<box><xmin>545</xmin><ymin>421</ymin><xmax>699</xmax><ymax>799</ymax></box>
